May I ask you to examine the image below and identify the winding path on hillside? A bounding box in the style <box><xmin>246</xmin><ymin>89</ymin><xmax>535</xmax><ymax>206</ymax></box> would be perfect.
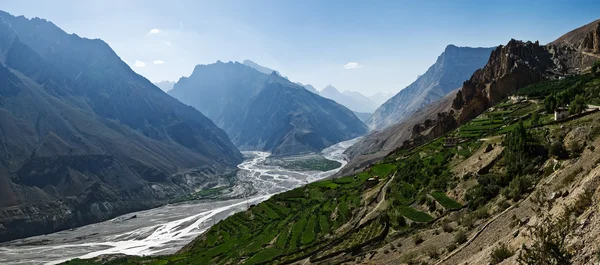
<box><xmin>360</xmin><ymin>172</ymin><xmax>396</xmax><ymax>225</ymax></box>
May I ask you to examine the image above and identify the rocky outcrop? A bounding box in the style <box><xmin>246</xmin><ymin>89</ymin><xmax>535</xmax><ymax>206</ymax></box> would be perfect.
<box><xmin>367</xmin><ymin>45</ymin><xmax>494</xmax><ymax>130</ymax></box>
<box><xmin>455</xmin><ymin>39</ymin><xmax>553</xmax><ymax>123</ymax></box>
<box><xmin>551</xmin><ymin>19</ymin><xmax>600</xmax><ymax>54</ymax></box>
<box><xmin>582</xmin><ymin>23</ymin><xmax>600</xmax><ymax>53</ymax></box>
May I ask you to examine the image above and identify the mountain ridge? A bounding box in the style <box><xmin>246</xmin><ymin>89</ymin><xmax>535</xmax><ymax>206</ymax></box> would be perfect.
<box><xmin>0</xmin><ymin>10</ymin><xmax>243</xmax><ymax>242</ymax></box>
<box><xmin>367</xmin><ymin>45</ymin><xmax>495</xmax><ymax>130</ymax></box>
<box><xmin>169</xmin><ymin>61</ymin><xmax>368</xmax><ymax>156</ymax></box>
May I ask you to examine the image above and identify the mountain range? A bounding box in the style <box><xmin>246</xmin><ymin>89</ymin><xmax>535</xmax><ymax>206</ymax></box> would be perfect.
<box><xmin>153</xmin><ymin>80</ymin><xmax>175</xmax><ymax>92</ymax></box>
<box><xmin>0</xmin><ymin>11</ymin><xmax>243</xmax><ymax>242</ymax></box>
<box><xmin>319</xmin><ymin>85</ymin><xmax>379</xmax><ymax>113</ymax></box>
<box><xmin>242</xmin><ymin>60</ymin><xmax>380</xmax><ymax>114</ymax></box>
<box><xmin>168</xmin><ymin>61</ymin><xmax>368</xmax><ymax>156</ymax></box>
<box><xmin>367</xmin><ymin>45</ymin><xmax>494</xmax><ymax>130</ymax></box>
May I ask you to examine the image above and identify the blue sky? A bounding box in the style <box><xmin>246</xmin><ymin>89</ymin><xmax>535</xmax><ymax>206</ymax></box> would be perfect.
<box><xmin>1</xmin><ymin>0</ymin><xmax>598</xmax><ymax>95</ymax></box>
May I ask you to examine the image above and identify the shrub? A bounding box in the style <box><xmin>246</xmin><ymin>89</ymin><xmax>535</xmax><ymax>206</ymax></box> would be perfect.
<box><xmin>490</xmin><ymin>243</ymin><xmax>514</xmax><ymax>264</ymax></box>
<box><xmin>503</xmin><ymin>175</ymin><xmax>533</xmax><ymax>201</ymax></box>
<box><xmin>454</xmin><ymin>229</ymin><xmax>467</xmax><ymax>244</ymax></box>
<box><xmin>544</xmin><ymin>93</ymin><xmax>558</xmax><ymax>112</ymax></box>
<box><xmin>397</xmin><ymin>215</ymin><xmax>407</xmax><ymax>227</ymax></box>
<box><xmin>570</xmin><ymin>141</ymin><xmax>585</xmax><ymax>156</ymax></box>
<box><xmin>592</xmin><ymin>60</ymin><xmax>600</xmax><ymax>76</ymax></box>
<box><xmin>446</xmin><ymin>243</ymin><xmax>457</xmax><ymax>252</ymax></box>
<box><xmin>442</xmin><ymin>222</ymin><xmax>454</xmax><ymax>233</ymax></box>
<box><xmin>569</xmin><ymin>94</ymin><xmax>586</xmax><ymax>115</ymax></box>
<box><xmin>568</xmin><ymin>189</ymin><xmax>593</xmax><ymax>217</ymax></box>
<box><xmin>413</xmin><ymin>233</ymin><xmax>424</xmax><ymax>245</ymax></box>
<box><xmin>531</xmin><ymin>111</ymin><xmax>540</xmax><ymax>127</ymax></box>
<box><xmin>459</xmin><ymin>214</ymin><xmax>474</xmax><ymax>228</ymax></box>
<box><xmin>549</xmin><ymin>141</ymin><xmax>568</xmax><ymax>159</ymax></box>
<box><xmin>401</xmin><ymin>252</ymin><xmax>418</xmax><ymax>265</ymax></box>
<box><xmin>517</xmin><ymin>213</ymin><xmax>575</xmax><ymax>265</ymax></box>
<box><xmin>425</xmin><ymin>246</ymin><xmax>439</xmax><ymax>259</ymax></box>
<box><xmin>472</xmin><ymin>206</ymin><xmax>490</xmax><ymax>220</ymax></box>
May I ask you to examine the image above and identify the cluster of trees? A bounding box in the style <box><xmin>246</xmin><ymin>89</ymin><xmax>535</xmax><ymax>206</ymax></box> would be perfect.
<box><xmin>593</xmin><ymin>60</ymin><xmax>600</xmax><ymax>76</ymax></box>
<box><xmin>544</xmin><ymin>80</ymin><xmax>587</xmax><ymax>115</ymax></box>
<box><xmin>466</xmin><ymin>122</ymin><xmax>546</xmax><ymax>209</ymax></box>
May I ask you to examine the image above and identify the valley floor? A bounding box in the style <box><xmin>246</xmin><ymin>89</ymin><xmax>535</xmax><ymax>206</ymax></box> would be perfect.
<box><xmin>0</xmin><ymin>138</ymin><xmax>360</xmax><ymax>265</ymax></box>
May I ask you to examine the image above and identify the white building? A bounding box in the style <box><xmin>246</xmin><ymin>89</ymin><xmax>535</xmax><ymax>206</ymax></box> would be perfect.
<box><xmin>555</xmin><ymin>107</ymin><xmax>569</xmax><ymax>121</ymax></box>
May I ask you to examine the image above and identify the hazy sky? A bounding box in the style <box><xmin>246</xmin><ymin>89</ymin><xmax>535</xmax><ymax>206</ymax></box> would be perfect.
<box><xmin>1</xmin><ymin>0</ymin><xmax>598</xmax><ymax>95</ymax></box>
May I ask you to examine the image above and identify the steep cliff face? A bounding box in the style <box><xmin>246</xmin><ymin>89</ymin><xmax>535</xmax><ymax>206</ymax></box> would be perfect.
<box><xmin>367</xmin><ymin>45</ymin><xmax>494</xmax><ymax>130</ymax></box>
<box><xmin>0</xmin><ymin>11</ymin><xmax>242</xmax><ymax>242</ymax></box>
<box><xmin>343</xmin><ymin>19</ymin><xmax>600</xmax><ymax>177</ymax></box>
<box><xmin>454</xmin><ymin>40</ymin><xmax>553</xmax><ymax>123</ymax></box>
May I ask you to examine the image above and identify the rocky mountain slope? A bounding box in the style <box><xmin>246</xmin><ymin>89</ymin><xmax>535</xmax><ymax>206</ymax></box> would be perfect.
<box><xmin>551</xmin><ymin>18</ymin><xmax>600</xmax><ymax>53</ymax></box>
<box><xmin>0</xmin><ymin>11</ymin><xmax>243</xmax><ymax>243</ymax></box>
<box><xmin>344</xmin><ymin>20</ymin><xmax>600</xmax><ymax>178</ymax></box>
<box><xmin>319</xmin><ymin>85</ymin><xmax>379</xmax><ymax>113</ymax></box>
<box><xmin>367</xmin><ymin>45</ymin><xmax>494</xmax><ymax>130</ymax></box>
<box><xmin>168</xmin><ymin>61</ymin><xmax>367</xmax><ymax>156</ymax></box>
<box><xmin>297</xmin><ymin>83</ymin><xmax>319</xmax><ymax>94</ymax></box>
<box><xmin>66</xmin><ymin>52</ymin><xmax>600</xmax><ymax>265</ymax></box>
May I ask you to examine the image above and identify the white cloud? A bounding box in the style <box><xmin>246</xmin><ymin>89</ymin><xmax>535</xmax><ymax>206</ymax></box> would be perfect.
<box><xmin>343</xmin><ymin>62</ymin><xmax>363</xmax><ymax>69</ymax></box>
<box><xmin>134</xmin><ymin>60</ymin><xmax>146</xmax><ymax>67</ymax></box>
<box><xmin>153</xmin><ymin>60</ymin><xmax>165</xmax><ymax>65</ymax></box>
<box><xmin>162</xmin><ymin>40</ymin><xmax>172</xmax><ymax>46</ymax></box>
<box><xmin>148</xmin><ymin>28</ymin><xmax>160</xmax><ymax>34</ymax></box>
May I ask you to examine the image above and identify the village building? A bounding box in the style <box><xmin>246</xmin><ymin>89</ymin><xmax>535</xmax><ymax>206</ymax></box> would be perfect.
<box><xmin>555</xmin><ymin>107</ymin><xmax>569</xmax><ymax>121</ymax></box>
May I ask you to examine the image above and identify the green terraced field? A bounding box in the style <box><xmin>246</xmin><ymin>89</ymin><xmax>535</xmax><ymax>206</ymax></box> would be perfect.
<box><xmin>430</xmin><ymin>191</ymin><xmax>463</xmax><ymax>210</ymax></box>
<box><xmin>398</xmin><ymin>206</ymin><xmax>434</xmax><ymax>223</ymax></box>
<box><xmin>371</xmin><ymin>163</ymin><xmax>397</xmax><ymax>178</ymax></box>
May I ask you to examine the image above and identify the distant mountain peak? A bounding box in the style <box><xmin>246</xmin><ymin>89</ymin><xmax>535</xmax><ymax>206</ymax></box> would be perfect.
<box><xmin>169</xmin><ymin>62</ymin><xmax>367</xmax><ymax>156</ymax></box>
<box><xmin>153</xmin><ymin>80</ymin><xmax>176</xmax><ymax>92</ymax></box>
<box><xmin>319</xmin><ymin>85</ymin><xmax>378</xmax><ymax>113</ymax></box>
<box><xmin>242</xmin><ymin>59</ymin><xmax>281</xmax><ymax>76</ymax></box>
<box><xmin>322</xmin><ymin>85</ymin><xmax>339</xmax><ymax>93</ymax></box>
<box><xmin>295</xmin><ymin>82</ymin><xmax>318</xmax><ymax>94</ymax></box>
<box><xmin>367</xmin><ymin>45</ymin><xmax>495</xmax><ymax>130</ymax></box>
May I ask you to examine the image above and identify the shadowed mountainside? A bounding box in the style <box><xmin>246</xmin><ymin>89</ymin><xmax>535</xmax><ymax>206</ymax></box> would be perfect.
<box><xmin>0</xmin><ymin>11</ymin><xmax>243</xmax><ymax>242</ymax></box>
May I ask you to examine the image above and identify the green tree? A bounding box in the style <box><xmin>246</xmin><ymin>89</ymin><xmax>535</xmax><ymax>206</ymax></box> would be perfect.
<box><xmin>592</xmin><ymin>60</ymin><xmax>600</xmax><ymax>76</ymax></box>
<box><xmin>544</xmin><ymin>94</ymin><xmax>557</xmax><ymax>113</ymax></box>
<box><xmin>531</xmin><ymin>111</ymin><xmax>540</xmax><ymax>127</ymax></box>
<box><xmin>569</xmin><ymin>94</ymin><xmax>586</xmax><ymax>115</ymax></box>
<box><xmin>503</xmin><ymin>121</ymin><xmax>530</xmax><ymax>176</ymax></box>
